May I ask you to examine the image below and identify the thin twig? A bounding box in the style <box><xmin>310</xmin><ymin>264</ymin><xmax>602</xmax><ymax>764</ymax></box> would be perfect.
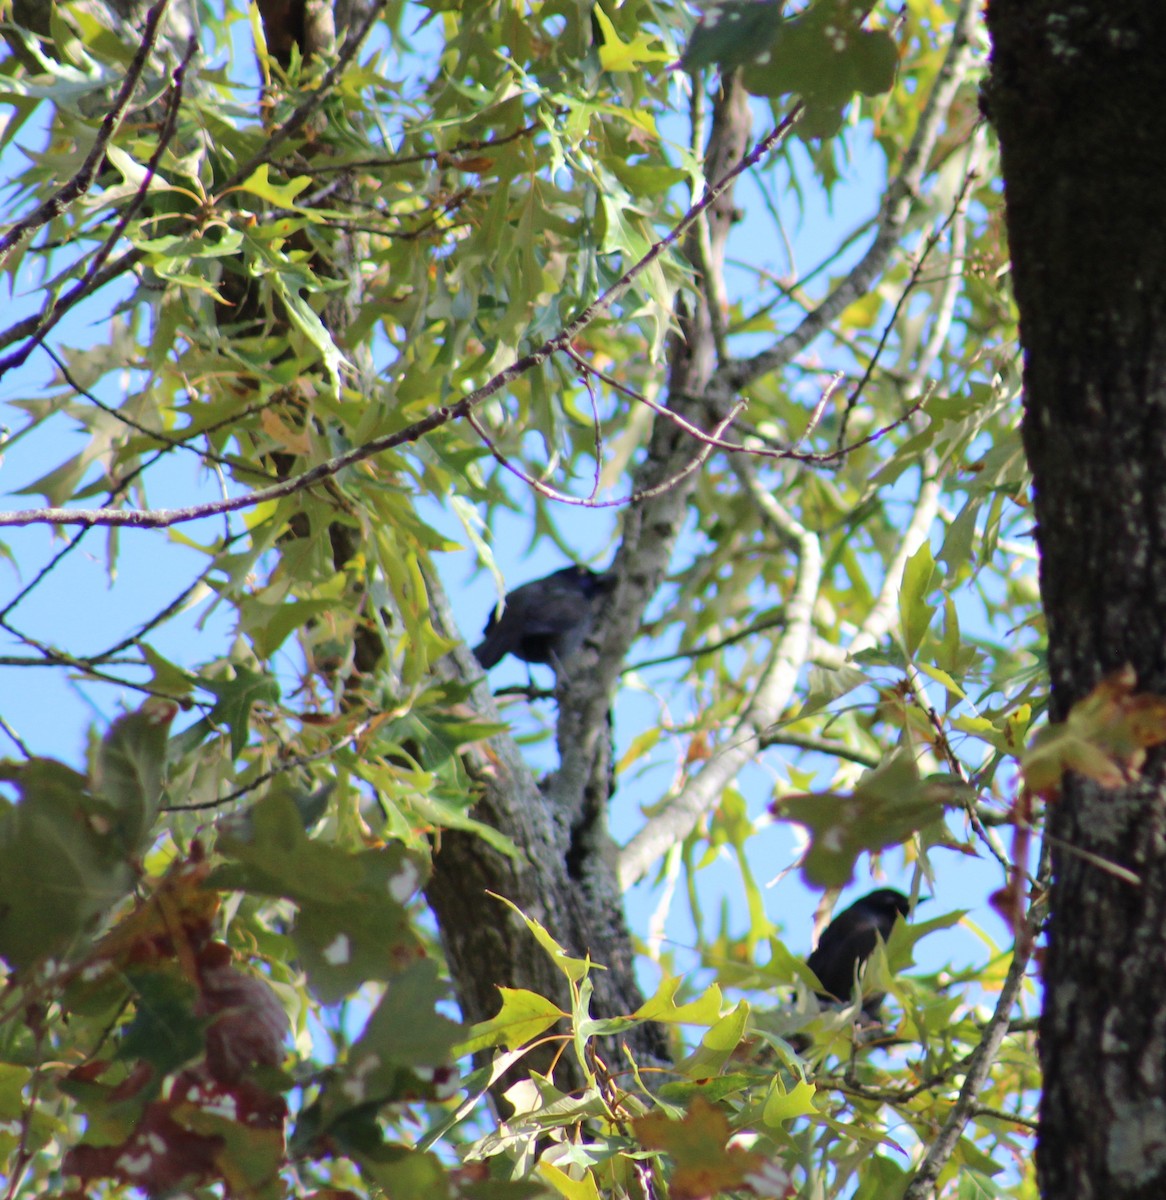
<box><xmin>42</xmin><ymin>344</ymin><xmax>277</xmax><ymax>482</ymax></box>
<box><xmin>0</xmin><ymin>34</ymin><xmax>194</xmax><ymax>380</ymax></box>
<box><xmin>717</xmin><ymin>0</ymin><xmax>981</xmax><ymax>397</ymax></box>
<box><xmin>902</xmin><ymin>912</ymin><xmax>1040</xmax><ymax>1199</ymax></box>
<box><xmin>0</xmin><ymin>250</ymin><xmax>144</xmax><ymax>370</ymax></box>
<box><xmin>624</xmin><ymin>613</ymin><xmax>787</xmax><ymax>672</ymax></box>
<box><xmin>0</xmin><ymin>107</ymin><xmax>803</xmax><ymax>529</ymax></box>
<box><xmin>758</xmin><ymin>730</ymin><xmax>881</xmax><ymax>767</ymax></box>
<box><xmin>0</xmin><ymin>617</ymin><xmax>185</xmax><ymax>699</ymax></box>
<box><xmin>162</xmin><ymin>726</ymin><xmax>364</xmax><ymax>812</ymax></box>
<box><xmin>305</xmin><ymin>113</ymin><xmax>556</xmax><ymax>174</ymax></box>
<box><xmin>467</xmin><ymin>400</ymin><xmax>749</xmax><ymax>507</ymax></box>
<box><xmin>214</xmin><ymin>1</ymin><xmax>391</xmax><ymax>196</ymax></box>
<box><xmin>837</xmin><ymin>153</ymin><xmax>982</xmax><ymax>447</ymax></box>
<box><xmin>569</xmin><ymin>345</ymin><xmax>919</xmax><ymax>466</ymax></box>
<box><xmin>0</xmin><ymin>0</ymin><xmax>172</xmax><ymax>262</ymax></box>
<box><xmin>971</xmin><ymin>1104</ymin><xmax>1038</xmax><ymax>1131</ymax></box>
<box><xmin>0</xmin><ymin>715</ymin><xmax>32</xmax><ymax>758</ymax></box>
<box><xmin>618</xmin><ymin>462</ymin><xmax>822</xmax><ymax>887</ymax></box>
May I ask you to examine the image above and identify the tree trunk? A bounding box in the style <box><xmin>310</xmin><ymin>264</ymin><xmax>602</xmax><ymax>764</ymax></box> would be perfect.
<box><xmin>985</xmin><ymin>4</ymin><xmax>1166</xmax><ymax>1197</ymax></box>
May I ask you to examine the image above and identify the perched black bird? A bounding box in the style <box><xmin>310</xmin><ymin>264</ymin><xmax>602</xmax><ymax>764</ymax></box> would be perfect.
<box><xmin>473</xmin><ymin>566</ymin><xmax>615</xmax><ymax>671</ymax></box>
<box><xmin>805</xmin><ymin>888</ymin><xmax>912</xmax><ymax>1018</ymax></box>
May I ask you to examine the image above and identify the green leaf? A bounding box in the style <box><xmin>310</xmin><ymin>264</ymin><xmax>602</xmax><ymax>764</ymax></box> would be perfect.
<box><xmin>0</xmin><ymin>758</ymin><xmax>135</xmax><ymax>971</ymax></box>
<box><xmin>93</xmin><ymin>698</ymin><xmax>179</xmax><ymax>851</ymax></box>
<box><xmin>676</xmin><ymin>1002</ymin><xmax>749</xmax><ymax>1078</ymax></box>
<box><xmin>593</xmin><ymin>8</ymin><xmax>673</xmax><ymax>72</ymax></box>
<box><xmin>489</xmin><ymin>893</ymin><xmax>595</xmax><ymax>982</ymax></box>
<box><xmin>761</xmin><ymin>1075</ymin><xmax>817</xmax><ymax>1126</ymax></box>
<box><xmin>0</xmin><ymin>1062</ymin><xmax>32</xmax><ymax>1119</ymax></box>
<box><xmin>938</xmin><ymin>496</ymin><xmax>981</xmax><ymax>573</ymax></box>
<box><xmin>742</xmin><ymin>0</ymin><xmax>899</xmax><ymax>137</ymax></box>
<box><xmin>117</xmin><ymin>967</ymin><xmax>207</xmax><ymax>1074</ymax></box>
<box><xmin>340</xmin><ymin>959</ymin><xmax>461</xmax><ymax>1101</ymax></box>
<box><xmin>899</xmin><ymin>541</ymin><xmax>939</xmax><ymax>658</ymax></box>
<box><xmin>293</xmin><ymin>878</ymin><xmax>423</xmax><ymax>1005</ymax></box>
<box><xmin>201</xmin><ymin>666</ymin><xmax>281</xmax><ymax>758</ymax></box>
<box><xmin>214</xmin><ymin>787</ymin><xmax>428</xmax><ymax>1002</ymax></box>
<box><xmin>681</xmin><ymin>1</ymin><xmax>785</xmax><ymax>72</ymax></box>
<box><xmin>139</xmin><ymin>644</ymin><xmax>197</xmax><ymax>698</ymax></box>
<box><xmin>854</xmin><ymin>1154</ymin><xmax>908</xmax><ymax>1199</ymax></box>
<box><xmin>776</xmin><ymin>754</ymin><xmax>968</xmax><ymax>888</ymax></box>
<box><xmin>458</xmin><ymin>987</ymin><xmax>566</xmax><ymax>1053</ymax></box>
<box><xmin>539</xmin><ymin>1162</ymin><xmax>602</xmax><ymax>1200</ymax></box>
<box><xmin>636</xmin><ymin>976</ymin><xmax>724</xmax><ymax>1026</ymax></box>
<box><xmin>236</xmin><ymin>163</ymin><xmax>313</xmax><ymax>207</ymax></box>
<box><xmin>915</xmin><ymin>662</ymin><xmax>966</xmax><ymax>700</ymax></box>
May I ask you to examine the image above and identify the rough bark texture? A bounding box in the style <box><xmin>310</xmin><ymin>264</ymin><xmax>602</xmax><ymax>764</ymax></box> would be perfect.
<box><xmin>425</xmin><ymin>76</ymin><xmax>753</xmax><ymax>1092</ymax></box>
<box><xmin>985</xmin><ymin>4</ymin><xmax>1166</xmax><ymax>1197</ymax></box>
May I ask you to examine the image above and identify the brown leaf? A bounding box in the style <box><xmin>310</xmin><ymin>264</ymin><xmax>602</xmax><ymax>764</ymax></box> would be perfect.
<box><xmin>1022</xmin><ymin>666</ymin><xmax>1166</xmax><ymax>798</ymax></box>
<box><xmin>634</xmin><ymin>1098</ymin><xmax>763</xmax><ymax>1200</ymax></box>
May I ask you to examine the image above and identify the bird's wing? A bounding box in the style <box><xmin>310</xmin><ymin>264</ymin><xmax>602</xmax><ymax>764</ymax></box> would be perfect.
<box><xmin>806</xmin><ymin>913</ymin><xmax>883</xmax><ymax>999</ymax></box>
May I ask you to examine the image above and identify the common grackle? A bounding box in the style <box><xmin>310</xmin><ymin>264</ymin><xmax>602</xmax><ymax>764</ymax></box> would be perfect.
<box><xmin>473</xmin><ymin>565</ymin><xmax>615</xmax><ymax>671</ymax></box>
<box><xmin>806</xmin><ymin>888</ymin><xmax>912</xmax><ymax>1018</ymax></box>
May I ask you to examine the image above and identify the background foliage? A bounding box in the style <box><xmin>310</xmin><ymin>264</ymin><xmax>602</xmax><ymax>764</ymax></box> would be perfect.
<box><xmin>0</xmin><ymin>0</ymin><xmax>1058</xmax><ymax>1196</ymax></box>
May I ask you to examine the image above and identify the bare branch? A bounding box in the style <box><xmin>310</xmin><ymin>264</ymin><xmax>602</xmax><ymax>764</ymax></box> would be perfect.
<box><xmin>618</xmin><ymin>462</ymin><xmax>822</xmax><ymax>887</ymax></box>
<box><xmin>42</xmin><ymin>344</ymin><xmax>277</xmax><ymax>482</ymax></box>
<box><xmin>847</xmin><ymin>126</ymin><xmax>981</xmax><ymax>658</ymax></box>
<box><xmin>465</xmin><ymin>399</ymin><xmax>748</xmax><ymax>508</ymax></box>
<box><xmin>0</xmin><ymin>617</ymin><xmax>184</xmax><ymax>699</ymax></box>
<box><xmin>306</xmin><ymin>113</ymin><xmax>558</xmax><ymax>174</ymax></box>
<box><xmin>0</xmin><ymin>715</ymin><xmax>32</xmax><ymax>759</ymax></box>
<box><xmin>215</xmin><ymin>0</ymin><xmax>391</xmax><ymax>196</ymax></box>
<box><xmin>837</xmin><ymin>147</ymin><xmax>984</xmax><ymax>446</ymax></box>
<box><xmin>572</xmin><ymin>349</ymin><xmax>922</xmax><ymax>466</ymax></box>
<box><xmin>0</xmin><ymin>250</ymin><xmax>143</xmax><ymax>369</ymax></box>
<box><xmin>758</xmin><ymin>730</ymin><xmax>881</xmax><ymax>768</ymax></box>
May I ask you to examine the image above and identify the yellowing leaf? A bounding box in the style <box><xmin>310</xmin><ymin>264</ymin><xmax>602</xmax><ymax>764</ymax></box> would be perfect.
<box><xmin>538</xmin><ymin>1163</ymin><xmax>602</xmax><ymax>1200</ymax></box>
<box><xmin>676</xmin><ymin>1002</ymin><xmax>750</xmax><ymax>1078</ymax></box>
<box><xmin>775</xmin><ymin>754</ymin><xmax>968</xmax><ymax>888</ymax></box>
<box><xmin>237</xmin><ymin>163</ymin><xmax>312</xmax><ymax>207</ymax></box>
<box><xmin>635</xmin><ymin>976</ymin><xmax>724</xmax><ymax>1025</ymax></box>
<box><xmin>916</xmin><ymin>662</ymin><xmax>966</xmax><ymax>699</ymax></box>
<box><xmin>594</xmin><ymin>7</ymin><xmax>673</xmax><ymax>72</ymax></box>
<box><xmin>458</xmin><ymin>987</ymin><xmax>565</xmax><ymax>1054</ymax></box>
<box><xmin>260</xmin><ymin>408</ymin><xmax>312</xmax><ymax>454</ymax></box>
<box><xmin>488</xmin><ymin>893</ymin><xmax>597</xmax><ymax>982</ymax></box>
<box><xmin>762</xmin><ymin>1076</ymin><xmax>818</xmax><ymax>1127</ymax></box>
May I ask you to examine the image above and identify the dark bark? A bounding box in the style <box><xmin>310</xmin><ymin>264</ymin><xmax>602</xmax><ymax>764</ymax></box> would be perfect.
<box><xmin>423</xmin><ymin>619</ymin><xmax>671</xmax><ymax>1092</ymax></box>
<box><xmin>985</xmin><ymin>4</ymin><xmax>1166</xmax><ymax>1197</ymax></box>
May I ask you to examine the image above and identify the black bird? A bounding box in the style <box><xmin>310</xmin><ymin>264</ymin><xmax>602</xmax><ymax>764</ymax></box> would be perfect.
<box><xmin>805</xmin><ymin>888</ymin><xmax>912</xmax><ymax>1018</ymax></box>
<box><xmin>473</xmin><ymin>566</ymin><xmax>615</xmax><ymax>671</ymax></box>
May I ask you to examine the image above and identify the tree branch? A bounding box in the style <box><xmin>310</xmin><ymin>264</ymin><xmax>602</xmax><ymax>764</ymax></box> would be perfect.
<box><xmin>714</xmin><ymin>0</ymin><xmax>981</xmax><ymax>399</ymax></box>
<box><xmin>618</xmin><ymin>462</ymin><xmax>822</xmax><ymax>887</ymax></box>
<box><xmin>902</xmin><ymin>914</ymin><xmax>1039</xmax><ymax>1199</ymax></box>
<box><xmin>0</xmin><ymin>104</ymin><xmax>803</xmax><ymax>530</ymax></box>
<box><xmin>0</xmin><ymin>0</ymin><xmax>172</xmax><ymax>263</ymax></box>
